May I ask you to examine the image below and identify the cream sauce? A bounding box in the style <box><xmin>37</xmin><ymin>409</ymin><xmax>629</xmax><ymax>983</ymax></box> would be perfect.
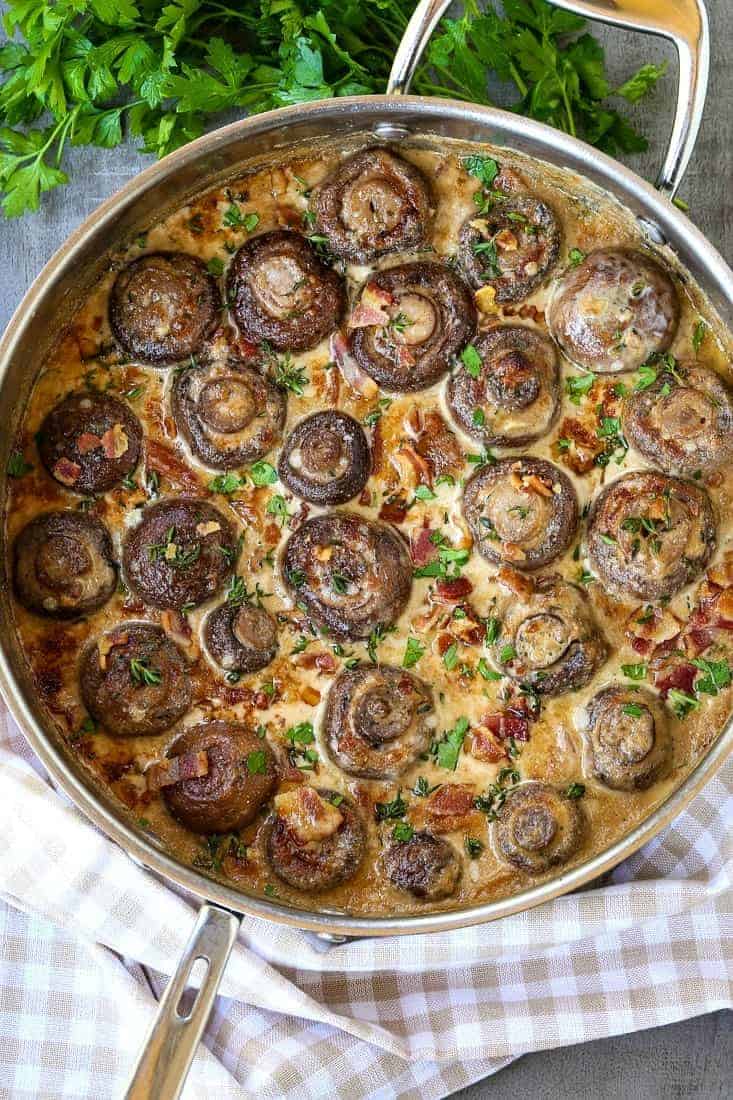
<box><xmin>5</xmin><ymin>134</ymin><xmax>733</xmax><ymax>916</ymax></box>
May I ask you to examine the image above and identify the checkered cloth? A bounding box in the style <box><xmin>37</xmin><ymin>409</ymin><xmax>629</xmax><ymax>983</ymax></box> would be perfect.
<box><xmin>0</xmin><ymin>705</ymin><xmax>730</xmax><ymax>1100</ymax></box>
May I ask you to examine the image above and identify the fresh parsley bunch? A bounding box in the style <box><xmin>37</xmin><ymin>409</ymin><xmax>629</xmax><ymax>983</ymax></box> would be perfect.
<box><xmin>0</xmin><ymin>0</ymin><xmax>666</xmax><ymax>218</ymax></box>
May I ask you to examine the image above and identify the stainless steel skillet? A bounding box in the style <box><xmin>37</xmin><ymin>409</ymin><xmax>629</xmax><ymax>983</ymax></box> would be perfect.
<box><xmin>0</xmin><ymin>2</ymin><xmax>729</xmax><ymax>1097</ymax></box>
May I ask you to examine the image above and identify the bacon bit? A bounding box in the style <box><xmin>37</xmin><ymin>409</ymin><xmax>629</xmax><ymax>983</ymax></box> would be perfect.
<box><xmin>160</xmin><ymin>609</ymin><xmax>199</xmax><ymax>659</ymax></box>
<box><xmin>146</xmin><ymin>750</ymin><xmax>209</xmax><ymax>792</ymax></box>
<box><xmin>275</xmin><ymin>786</ymin><xmax>343</xmax><ymax>842</ymax></box>
<box><xmin>522</xmin><ymin>472</ymin><xmax>553</xmax><ymax>497</ymax></box>
<box><xmin>495</xmin><ymin>166</ymin><xmax>524</xmax><ymax>193</ymax></box>
<box><xmin>471</xmin><ymin>728</ymin><xmax>506</xmax><ymax>763</ymax></box>
<box><xmin>435</xmin><ymin>576</ymin><xmax>473</xmax><ymax>602</ymax></box>
<box><xmin>655</xmin><ymin>663</ymin><xmax>696</xmax><ymax>699</ymax></box>
<box><xmin>76</xmin><ymin>432</ymin><xmax>101</xmax><ymax>455</ymax></box>
<box><xmin>403</xmin><ymin>404</ymin><xmax>422</xmax><ymax>437</ymax></box>
<box><xmin>196</xmin><ymin>521</ymin><xmax>221</xmax><ymax>537</ymax></box>
<box><xmin>291</xmin><ymin>501</ymin><xmax>311</xmax><ymax>531</ymax></box>
<box><xmin>113</xmin><ymin>778</ymin><xmax>143</xmax><ymax>810</ymax></box>
<box><xmin>517</xmin><ymin>303</ymin><xmax>545</xmax><ymax>324</ymax></box>
<box><xmin>706</xmin><ymin>470</ymin><xmax>724</xmax><ymax>489</ymax></box>
<box><xmin>424</xmin><ymin>783</ymin><xmax>477</xmax><ymax>833</ymax></box>
<box><xmin>497</xmin><ymin>565</ymin><xmax>535</xmax><ymax>599</ymax></box>
<box><xmin>447</xmin><ymin>606</ymin><xmax>484</xmax><ymax>647</ymax></box>
<box><xmin>427</xmin><ymin>783</ymin><xmax>474</xmax><ymax>817</ymax></box>
<box><xmin>101</xmin><ymin>423</ymin><xmax>129</xmax><ymax>460</ymax></box>
<box><xmin>146</xmin><ymin>439</ymin><xmax>201</xmax><ymax>491</ymax></box>
<box><xmin>358</xmin><ymin>487</ymin><xmax>371</xmax><ymax>507</ymax></box>
<box><xmin>707</xmin><ymin>555</ymin><xmax>733</xmax><ymax>589</ymax></box>
<box><xmin>53</xmin><ymin>458</ymin><xmax>81</xmax><ymax>486</ymax></box>
<box><xmin>503</xmin><ymin>542</ymin><xmax>527</xmax><ymax>562</ymax></box>
<box><xmin>495</xmin><ymin>228</ymin><xmax>518</xmax><ymax>252</ymax></box>
<box><xmin>272</xmin><ymin>742</ymin><xmax>306</xmax><ymax>784</ymax></box>
<box><xmin>625</xmin><ymin>605</ymin><xmax>682</xmax><ymax>650</ymax></box>
<box><xmin>411</xmin><ymin>523</ymin><xmax>437</xmax><ymax>566</ymax></box>
<box><xmin>348</xmin><ymin>284</ymin><xmax>394</xmax><ymax>329</ymax></box>
<box><xmin>475</xmin><ymin>285</ymin><xmax>498</xmax><ymax>314</ymax></box>
<box><xmin>379</xmin><ymin>499</ymin><xmax>408</xmax><ymax>525</ymax></box>
<box><xmin>314</xmin><ymin>652</ymin><xmax>338</xmax><ymax>674</ymax></box>
<box><xmin>436</xmin><ymin>632</ymin><xmax>455</xmax><ymax>657</ymax></box>
<box><xmin>414</xmin><ymin>411</ymin><xmax>463</xmax><ymax>479</ymax></box>
<box><xmin>482</xmin><ymin>710</ymin><xmax>530</xmax><ymax>741</ymax></box>
<box><xmin>716</xmin><ymin>588</ymin><xmax>733</xmax><ymax>620</ymax></box>
<box><xmin>396</xmin><ymin>443</ymin><xmax>432</xmax><ymax>488</ymax></box>
<box><xmin>98</xmin><ymin>631</ymin><xmax>128</xmax><ymax>669</ymax></box>
<box><xmin>330</xmin><ymin>332</ymin><xmax>379</xmax><ymax>399</ymax></box>
<box><xmin>300</xmin><ymin>685</ymin><xmax>321</xmax><ymax>706</ymax></box>
<box><xmin>320</xmin><ymin>360</ymin><xmax>340</xmax><ymax>405</ymax></box>
<box><xmin>253</xmin><ymin>691</ymin><xmax>273</xmax><ymax>710</ymax></box>
<box><xmin>554</xmin><ymin>416</ymin><xmax>604</xmax><ymax>474</ymax></box>
<box><xmin>219</xmin><ymin>684</ymin><xmax>255</xmax><ymax>707</ymax></box>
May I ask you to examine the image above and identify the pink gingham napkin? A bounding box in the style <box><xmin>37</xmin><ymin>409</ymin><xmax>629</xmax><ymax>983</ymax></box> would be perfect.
<box><xmin>0</xmin><ymin>704</ymin><xmax>730</xmax><ymax>1100</ymax></box>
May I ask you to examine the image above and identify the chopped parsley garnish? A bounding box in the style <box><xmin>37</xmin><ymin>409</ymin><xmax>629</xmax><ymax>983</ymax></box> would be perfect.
<box><xmin>668</xmin><ymin>688</ymin><xmax>700</xmax><ymax>719</ymax></box>
<box><xmin>402</xmin><ymin>637</ymin><xmax>425</xmax><ymax>669</ymax></box>
<box><xmin>249</xmin><ymin>461</ymin><xmax>278</xmax><ymax>486</ymax></box>
<box><xmin>485</xmin><ymin>617</ymin><xmax>501</xmax><ymax>645</ymax></box>
<box><xmin>565</xmin><ymin>782</ymin><xmax>586</xmax><ymax>800</ymax></box>
<box><xmin>621</xmin><ymin>663</ymin><xmax>648</xmax><ymax>681</ymax></box>
<box><xmin>692</xmin><ymin>319</ymin><xmax>707</xmax><ymax>354</ymax></box>
<box><xmin>499</xmin><ymin>644</ymin><xmax>516</xmax><ymax>664</ymax></box>
<box><xmin>478</xmin><ymin>658</ymin><xmax>502</xmax><ymax>682</ymax></box>
<box><xmin>461</xmin><ymin>344</ymin><xmax>483</xmax><ymax>378</ymax></box>
<box><xmin>464</xmin><ymin>836</ymin><xmax>484</xmax><ymax>859</ymax></box>
<box><xmin>208</xmin><ymin>472</ymin><xmax>248</xmax><ymax>495</ymax></box>
<box><xmin>246</xmin><ymin>750</ymin><xmax>267</xmax><ymax>775</ymax></box>
<box><xmin>565</xmin><ymin>372</ymin><xmax>595</xmax><ymax>405</ymax></box>
<box><xmin>568</xmin><ymin>247</ymin><xmax>586</xmax><ymax>267</ymax></box>
<box><xmin>375</xmin><ymin>790</ymin><xmax>408</xmax><ymax>821</ymax></box>
<box><xmin>206</xmin><ymin>256</ymin><xmax>225</xmax><ymax>276</ymax></box>
<box><xmin>462</xmin><ymin>155</ymin><xmax>499</xmax><ymax>188</ymax></box>
<box><xmin>366</xmin><ymin>623</ymin><xmax>395</xmax><ymax>664</ymax></box>
<box><xmin>473</xmin><ymin>766</ymin><xmax>520</xmax><ymax>820</ymax></box>
<box><xmin>129</xmin><ymin>658</ymin><xmax>162</xmax><ymax>687</ymax></box>
<box><xmin>7</xmin><ymin>451</ymin><xmax>32</xmax><ymax>477</ymax></box>
<box><xmin>432</xmin><ymin>716</ymin><xmax>469</xmax><ymax>771</ymax></box>
<box><xmin>391</xmin><ymin>821</ymin><xmax>414</xmax><ymax>843</ymax></box>
<box><xmin>443</xmin><ymin>642</ymin><xmax>459</xmax><ymax>672</ymax></box>
<box><xmin>692</xmin><ymin>658</ymin><xmax>732</xmax><ymax>697</ymax></box>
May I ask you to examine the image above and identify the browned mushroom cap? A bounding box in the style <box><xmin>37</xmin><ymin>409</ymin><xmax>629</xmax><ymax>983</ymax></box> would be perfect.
<box><xmin>447</xmin><ymin>325</ymin><xmax>559</xmax><ymax>447</ymax></box>
<box><xmin>79</xmin><ymin>622</ymin><xmax>191</xmax><ymax>736</ymax></box>
<box><xmin>161</xmin><ymin>721</ymin><xmax>277</xmax><ymax>834</ymax></box>
<box><xmin>203</xmin><ymin>601</ymin><xmax>278</xmax><ymax>675</ymax></box>
<box><xmin>264</xmin><ymin>787</ymin><xmax>366</xmax><ymax>891</ymax></box>
<box><xmin>494</xmin><ymin>782</ymin><xmax>584</xmax><ymax>873</ymax></box>
<box><xmin>382</xmin><ymin>832</ymin><xmax>462</xmax><ymax>900</ymax></box>
<box><xmin>278</xmin><ymin>411</ymin><xmax>370</xmax><ymax>505</ymax></box>
<box><xmin>622</xmin><ymin>363</ymin><xmax>733</xmax><ymax>477</ymax></box>
<box><xmin>172</xmin><ymin>359</ymin><xmax>286</xmax><ymax>471</ymax></box>
<box><xmin>109</xmin><ymin>252</ymin><xmax>221</xmax><ymax>365</ymax></box>
<box><xmin>281</xmin><ymin>512</ymin><xmax>412</xmax><ymax>639</ymax></box>
<box><xmin>123</xmin><ymin>498</ymin><xmax>239</xmax><ymax>610</ymax></box>
<box><xmin>13</xmin><ymin>510</ymin><xmax>117</xmax><ymax>619</ymax></box>
<box><xmin>586</xmin><ymin>471</ymin><xmax>716</xmax><ymax>601</ymax></box>
<box><xmin>350</xmin><ymin>262</ymin><xmax>477</xmax><ymax>392</ymax></box>
<box><xmin>493</xmin><ymin>575</ymin><xmax>607</xmax><ymax>695</ymax></box>
<box><xmin>322</xmin><ymin>665</ymin><xmax>434</xmax><ymax>779</ymax></box>
<box><xmin>547</xmin><ymin>248</ymin><xmax>679</xmax><ymax>373</ymax></box>
<box><xmin>227</xmin><ymin>230</ymin><xmax>345</xmax><ymax>352</ymax></box>
<box><xmin>458</xmin><ymin>194</ymin><xmax>560</xmax><ymax>302</ymax></box>
<box><xmin>39</xmin><ymin>392</ymin><xmax>142</xmax><ymax>495</ymax></box>
<box><xmin>584</xmin><ymin>685</ymin><xmax>670</xmax><ymax>791</ymax></box>
<box><xmin>462</xmin><ymin>457</ymin><xmax>578</xmax><ymax>570</ymax></box>
<box><xmin>308</xmin><ymin>147</ymin><xmax>432</xmax><ymax>263</ymax></box>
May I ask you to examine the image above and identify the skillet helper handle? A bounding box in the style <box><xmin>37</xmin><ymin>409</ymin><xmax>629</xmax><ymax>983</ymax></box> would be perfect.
<box><xmin>386</xmin><ymin>0</ymin><xmax>710</xmax><ymax>201</ymax></box>
<box><xmin>125</xmin><ymin>903</ymin><xmax>241</xmax><ymax>1100</ymax></box>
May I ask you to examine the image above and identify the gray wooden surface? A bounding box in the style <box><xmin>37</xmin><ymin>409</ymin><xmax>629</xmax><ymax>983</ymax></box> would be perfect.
<box><xmin>0</xmin><ymin>3</ymin><xmax>731</xmax><ymax>1097</ymax></box>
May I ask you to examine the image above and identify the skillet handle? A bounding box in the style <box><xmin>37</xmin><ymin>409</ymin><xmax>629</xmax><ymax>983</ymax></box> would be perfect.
<box><xmin>124</xmin><ymin>904</ymin><xmax>241</xmax><ymax>1100</ymax></box>
<box><xmin>386</xmin><ymin>0</ymin><xmax>710</xmax><ymax>201</ymax></box>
